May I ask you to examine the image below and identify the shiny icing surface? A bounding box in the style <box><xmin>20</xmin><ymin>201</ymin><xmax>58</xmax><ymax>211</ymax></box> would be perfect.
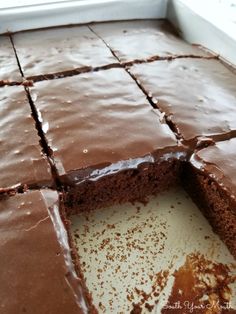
<box><xmin>29</xmin><ymin>67</ymin><xmax>180</xmax><ymax>182</ymax></box>
<box><xmin>90</xmin><ymin>20</ymin><xmax>211</xmax><ymax>63</ymax></box>
<box><xmin>12</xmin><ymin>26</ymin><xmax>117</xmax><ymax>79</ymax></box>
<box><xmin>0</xmin><ymin>190</ymin><xmax>89</xmax><ymax>314</ymax></box>
<box><xmin>0</xmin><ymin>19</ymin><xmax>235</xmax><ymax>314</ymax></box>
<box><xmin>190</xmin><ymin>138</ymin><xmax>236</xmax><ymax>198</ymax></box>
<box><xmin>0</xmin><ymin>35</ymin><xmax>22</xmax><ymax>84</ymax></box>
<box><xmin>129</xmin><ymin>58</ymin><xmax>236</xmax><ymax>144</ymax></box>
<box><xmin>0</xmin><ymin>85</ymin><xmax>52</xmax><ymax>191</ymax></box>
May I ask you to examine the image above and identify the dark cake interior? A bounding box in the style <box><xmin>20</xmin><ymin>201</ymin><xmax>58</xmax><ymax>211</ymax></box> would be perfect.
<box><xmin>183</xmin><ymin>139</ymin><xmax>236</xmax><ymax>259</ymax></box>
<box><xmin>0</xmin><ymin>19</ymin><xmax>235</xmax><ymax>313</ymax></box>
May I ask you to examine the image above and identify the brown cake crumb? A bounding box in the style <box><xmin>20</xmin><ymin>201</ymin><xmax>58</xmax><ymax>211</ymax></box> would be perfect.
<box><xmin>130</xmin><ymin>303</ymin><xmax>142</xmax><ymax>314</ymax></box>
<box><xmin>162</xmin><ymin>252</ymin><xmax>236</xmax><ymax>313</ymax></box>
<box><xmin>145</xmin><ymin>303</ymin><xmax>154</xmax><ymax>312</ymax></box>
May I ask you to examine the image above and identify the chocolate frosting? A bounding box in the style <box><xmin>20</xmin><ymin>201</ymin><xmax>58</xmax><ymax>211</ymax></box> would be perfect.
<box><xmin>90</xmin><ymin>20</ymin><xmax>211</xmax><ymax>63</ymax></box>
<box><xmin>190</xmin><ymin>138</ymin><xmax>236</xmax><ymax>199</ymax></box>
<box><xmin>0</xmin><ymin>85</ymin><xmax>52</xmax><ymax>191</ymax></box>
<box><xmin>0</xmin><ymin>190</ymin><xmax>90</xmax><ymax>313</ymax></box>
<box><xmin>13</xmin><ymin>26</ymin><xmax>117</xmax><ymax>79</ymax></box>
<box><xmin>129</xmin><ymin>58</ymin><xmax>236</xmax><ymax>144</ymax></box>
<box><xmin>29</xmin><ymin>67</ymin><xmax>182</xmax><ymax>184</ymax></box>
<box><xmin>0</xmin><ymin>35</ymin><xmax>22</xmax><ymax>84</ymax></box>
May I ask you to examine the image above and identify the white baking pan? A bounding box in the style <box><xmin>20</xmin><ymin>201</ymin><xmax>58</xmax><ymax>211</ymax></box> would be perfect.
<box><xmin>1</xmin><ymin>0</ymin><xmax>236</xmax><ymax>64</ymax></box>
<box><xmin>1</xmin><ymin>1</ymin><xmax>235</xmax><ymax>312</ymax></box>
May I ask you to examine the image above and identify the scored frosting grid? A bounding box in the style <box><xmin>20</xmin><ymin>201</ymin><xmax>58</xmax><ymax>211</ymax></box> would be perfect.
<box><xmin>7</xmin><ymin>21</ymin><xmax>219</xmax><ymax>185</ymax></box>
<box><xmin>0</xmin><ymin>19</ymin><xmax>236</xmax><ymax>313</ymax></box>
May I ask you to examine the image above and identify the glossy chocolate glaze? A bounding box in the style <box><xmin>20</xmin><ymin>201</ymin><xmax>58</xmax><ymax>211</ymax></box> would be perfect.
<box><xmin>190</xmin><ymin>138</ymin><xmax>236</xmax><ymax>198</ymax></box>
<box><xmin>0</xmin><ymin>190</ymin><xmax>92</xmax><ymax>313</ymax></box>
<box><xmin>29</xmin><ymin>67</ymin><xmax>183</xmax><ymax>186</ymax></box>
<box><xmin>129</xmin><ymin>58</ymin><xmax>236</xmax><ymax>145</ymax></box>
<box><xmin>0</xmin><ymin>85</ymin><xmax>52</xmax><ymax>192</ymax></box>
<box><xmin>12</xmin><ymin>26</ymin><xmax>117</xmax><ymax>80</ymax></box>
<box><xmin>90</xmin><ymin>20</ymin><xmax>211</xmax><ymax>63</ymax></box>
<box><xmin>0</xmin><ymin>35</ymin><xmax>22</xmax><ymax>85</ymax></box>
<box><xmin>1</xmin><ymin>19</ymin><xmax>235</xmax><ymax>314</ymax></box>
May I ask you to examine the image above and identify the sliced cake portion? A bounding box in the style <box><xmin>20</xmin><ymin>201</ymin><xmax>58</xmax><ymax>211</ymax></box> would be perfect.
<box><xmin>0</xmin><ymin>190</ymin><xmax>96</xmax><ymax>313</ymax></box>
<box><xmin>90</xmin><ymin>19</ymin><xmax>212</xmax><ymax>63</ymax></box>
<box><xmin>0</xmin><ymin>35</ymin><xmax>22</xmax><ymax>86</ymax></box>
<box><xmin>29</xmin><ymin>67</ymin><xmax>186</xmax><ymax>213</ymax></box>
<box><xmin>129</xmin><ymin>58</ymin><xmax>236</xmax><ymax>147</ymax></box>
<box><xmin>183</xmin><ymin>138</ymin><xmax>236</xmax><ymax>258</ymax></box>
<box><xmin>0</xmin><ymin>85</ymin><xmax>52</xmax><ymax>194</ymax></box>
<box><xmin>12</xmin><ymin>25</ymin><xmax>118</xmax><ymax>81</ymax></box>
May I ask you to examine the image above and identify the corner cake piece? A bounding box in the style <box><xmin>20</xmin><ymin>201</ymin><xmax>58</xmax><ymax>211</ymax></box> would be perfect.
<box><xmin>90</xmin><ymin>20</ymin><xmax>212</xmax><ymax>63</ymax></box>
<box><xmin>12</xmin><ymin>26</ymin><xmax>118</xmax><ymax>80</ymax></box>
<box><xmin>0</xmin><ymin>190</ymin><xmax>96</xmax><ymax>313</ymax></box>
<box><xmin>0</xmin><ymin>35</ymin><xmax>22</xmax><ymax>86</ymax></box>
<box><xmin>129</xmin><ymin>58</ymin><xmax>236</xmax><ymax>146</ymax></box>
<box><xmin>29</xmin><ymin>67</ymin><xmax>185</xmax><ymax>213</ymax></box>
<box><xmin>183</xmin><ymin>138</ymin><xmax>236</xmax><ymax>258</ymax></box>
<box><xmin>0</xmin><ymin>85</ymin><xmax>52</xmax><ymax>194</ymax></box>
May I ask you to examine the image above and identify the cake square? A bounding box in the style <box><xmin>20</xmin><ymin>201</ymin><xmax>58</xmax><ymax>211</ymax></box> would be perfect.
<box><xmin>0</xmin><ymin>190</ymin><xmax>95</xmax><ymax>313</ymax></box>
<box><xmin>12</xmin><ymin>26</ymin><xmax>118</xmax><ymax>80</ymax></box>
<box><xmin>90</xmin><ymin>20</ymin><xmax>211</xmax><ymax>63</ymax></box>
<box><xmin>0</xmin><ymin>85</ymin><xmax>52</xmax><ymax>193</ymax></box>
<box><xmin>183</xmin><ymin>138</ymin><xmax>236</xmax><ymax>257</ymax></box>
<box><xmin>0</xmin><ymin>35</ymin><xmax>22</xmax><ymax>85</ymax></box>
<box><xmin>29</xmin><ymin>67</ymin><xmax>185</xmax><ymax>212</ymax></box>
<box><xmin>129</xmin><ymin>58</ymin><xmax>236</xmax><ymax>146</ymax></box>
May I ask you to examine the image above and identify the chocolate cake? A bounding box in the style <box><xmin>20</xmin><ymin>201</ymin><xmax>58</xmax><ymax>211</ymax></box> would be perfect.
<box><xmin>128</xmin><ymin>58</ymin><xmax>236</xmax><ymax>146</ymax></box>
<box><xmin>28</xmin><ymin>67</ymin><xmax>186</xmax><ymax>213</ymax></box>
<box><xmin>0</xmin><ymin>85</ymin><xmax>52</xmax><ymax>194</ymax></box>
<box><xmin>0</xmin><ymin>190</ymin><xmax>96</xmax><ymax>313</ymax></box>
<box><xmin>89</xmin><ymin>20</ymin><xmax>212</xmax><ymax>63</ymax></box>
<box><xmin>12</xmin><ymin>26</ymin><xmax>118</xmax><ymax>81</ymax></box>
<box><xmin>183</xmin><ymin>138</ymin><xmax>236</xmax><ymax>258</ymax></box>
<box><xmin>0</xmin><ymin>35</ymin><xmax>22</xmax><ymax>86</ymax></box>
<box><xmin>0</xmin><ymin>18</ymin><xmax>235</xmax><ymax>313</ymax></box>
